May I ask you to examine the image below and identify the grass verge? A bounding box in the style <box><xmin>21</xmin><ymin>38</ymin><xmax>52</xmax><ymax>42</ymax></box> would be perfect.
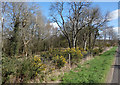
<box><xmin>61</xmin><ymin>47</ymin><xmax>117</xmax><ymax>83</ymax></box>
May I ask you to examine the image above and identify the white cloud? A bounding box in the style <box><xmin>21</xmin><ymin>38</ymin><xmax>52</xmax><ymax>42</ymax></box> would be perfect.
<box><xmin>108</xmin><ymin>9</ymin><xmax>120</xmax><ymax>21</ymax></box>
<box><xmin>113</xmin><ymin>27</ymin><xmax>118</xmax><ymax>33</ymax></box>
<box><xmin>112</xmin><ymin>27</ymin><xmax>120</xmax><ymax>38</ymax></box>
<box><xmin>50</xmin><ymin>23</ymin><xmax>59</xmax><ymax>28</ymax></box>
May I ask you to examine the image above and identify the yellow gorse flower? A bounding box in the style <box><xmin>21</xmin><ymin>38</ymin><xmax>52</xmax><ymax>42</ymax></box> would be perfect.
<box><xmin>64</xmin><ymin>49</ymin><xmax>67</xmax><ymax>52</ymax></box>
<box><xmin>80</xmin><ymin>53</ymin><xmax>83</xmax><ymax>56</ymax></box>
<box><xmin>60</xmin><ymin>56</ymin><xmax>63</xmax><ymax>58</ymax></box>
<box><xmin>71</xmin><ymin>48</ymin><xmax>76</xmax><ymax>52</ymax></box>
<box><xmin>32</xmin><ymin>56</ymin><xmax>46</xmax><ymax>76</ymax></box>
<box><xmin>83</xmin><ymin>51</ymin><xmax>87</xmax><ymax>54</ymax></box>
<box><xmin>36</xmin><ymin>72</ymin><xmax>37</xmax><ymax>75</ymax></box>
<box><xmin>76</xmin><ymin>47</ymin><xmax>79</xmax><ymax>50</ymax></box>
<box><xmin>56</xmin><ymin>55</ymin><xmax>59</xmax><ymax>59</ymax></box>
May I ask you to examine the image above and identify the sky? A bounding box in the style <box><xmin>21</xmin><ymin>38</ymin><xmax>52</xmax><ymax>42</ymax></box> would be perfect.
<box><xmin>37</xmin><ymin>2</ymin><xmax>119</xmax><ymax>35</ymax></box>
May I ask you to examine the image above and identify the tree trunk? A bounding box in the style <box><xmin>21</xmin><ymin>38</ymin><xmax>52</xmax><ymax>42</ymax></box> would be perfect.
<box><xmin>84</xmin><ymin>40</ymin><xmax>87</xmax><ymax>50</ymax></box>
<box><xmin>72</xmin><ymin>25</ymin><xmax>76</xmax><ymax>48</ymax></box>
<box><xmin>92</xmin><ymin>33</ymin><xmax>97</xmax><ymax>49</ymax></box>
<box><xmin>104</xmin><ymin>33</ymin><xmax>106</xmax><ymax>44</ymax></box>
<box><xmin>72</xmin><ymin>37</ymin><xmax>76</xmax><ymax>48</ymax></box>
<box><xmin>2</xmin><ymin>17</ymin><xmax>4</xmax><ymax>52</ymax></box>
<box><xmin>75</xmin><ymin>37</ymin><xmax>77</xmax><ymax>48</ymax></box>
<box><xmin>88</xmin><ymin>28</ymin><xmax>91</xmax><ymax>56</ymax></box>
<box><xmin>109</xmin><ymin>32</ymin><xmax>110</xmax><ymax>41</ymax></box>
<box><xmin>66</xmin><ymin>37</ymin><xmax>71</xmax><ymax>49</ymax></box>
<box><xmin>24</xmin><ymin>44</ymin><xmax>28</xmax><ymax>56</ymax></box>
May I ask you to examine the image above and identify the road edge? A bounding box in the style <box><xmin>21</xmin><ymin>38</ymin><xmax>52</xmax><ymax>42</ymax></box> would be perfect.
<box><xmin>105</xmin><ymin>47</ymin><xmax>118</xmax><ymax>83</ymax></box>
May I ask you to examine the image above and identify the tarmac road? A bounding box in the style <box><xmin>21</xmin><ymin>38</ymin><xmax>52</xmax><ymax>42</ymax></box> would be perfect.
<box><xmin>111</xmin><ymin>45</ymin><xmax>120</xmax><ymax>84</ymax></box>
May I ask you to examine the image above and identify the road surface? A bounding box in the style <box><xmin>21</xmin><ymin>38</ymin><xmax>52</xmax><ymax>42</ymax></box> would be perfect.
<box><xmin>111</xmin><ymin>45</ymin><xmax>120</xmax><ymax>84</ymax></box>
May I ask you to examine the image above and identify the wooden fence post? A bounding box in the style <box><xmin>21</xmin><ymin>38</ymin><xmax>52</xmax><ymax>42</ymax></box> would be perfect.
<box><xmin>69</xmin><ymin>53</ymin><xmax>71</xmax><ymax>69</ymax></box>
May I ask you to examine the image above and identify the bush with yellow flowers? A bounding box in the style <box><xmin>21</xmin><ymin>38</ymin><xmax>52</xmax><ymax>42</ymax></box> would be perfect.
<box><xmin>13</xmin><ymin>56</ymin><xmax>46</xmax><ymax>82</ymax></box>
<box><xmin>32</xmin><ymin>56</ymin><xmax>46</xmax><ymax>76</ymax></box>
<box><xmin>83</xmin><ymin>50</ymin><xmax>87</xmax><ymax>54</ymax></box>
<box><xmin>64</xmin><ymin>47</ymin><xmax>84</xmax><ymax>64</ymax></box>
<box><xmin>53</xmin><ymin>55</ymin><xmax>67</xmax><ymax>69</ymax></box>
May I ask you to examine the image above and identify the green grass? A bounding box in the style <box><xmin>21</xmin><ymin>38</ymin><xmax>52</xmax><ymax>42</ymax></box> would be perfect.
<box><xmin>61</xmin><ymin>47</ymin><xmax>117</xmax><ymax>83</ymax></box>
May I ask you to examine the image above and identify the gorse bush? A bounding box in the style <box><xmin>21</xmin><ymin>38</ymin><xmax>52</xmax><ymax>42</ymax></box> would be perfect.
<box><xmin>40</xmin><ymin>47</ymin><xmax>87</xmax><ymax>65</ymax></box>
<box><xmin>105</xmin><ymin>43</ymin><xmax>111</xmax><ymax>47</ymax></box>
<box><xmin>2</xmin><ymin>47</ymin><xmax>88</xmax><ymax>83</ymax></box>
<box><xmin>16</xmin><ymin>57</ymin><xmax>34</xmax><ymax>82</ymax></box>
<box><xmin>99</xmin><ymin>47</ymin><xmax>103</xmax><ymax>53</ymax></box>
<box><xmin>32</xmin><ymin>56</ymin><xmax>46</xmax><ymax>75</ymax></box>
<box><xmin>92</xmin><ymin>47</ymin><xmax>103</xmax><ymax>56</ymax></box>
<box><xmin>64</xmin><ymin>47</ymin><xmax>86</xmax><ymax>64</ymax></box>
<box><xmin>53</xmin><ymin>55</ymin><xmax>67</xmax><ymax>69</ymax></box>
<box><xmin>16</xmin><ymin>56</ymin><xmax>46</xmax><ymax>82</ymax></box>
<box><xmin>2</xmin><ymin>57</ymin><xmax>17</xmax><ymax>83</ymax></box>
<box><xmin>92</xmin><ymin>48</ymin><xmax>100</xmax><ymax>55</ymax></box>
<box><xmin>2</xmin><ymin>56</ymin><xmax>46</xmax><ymax>83</ymax></box>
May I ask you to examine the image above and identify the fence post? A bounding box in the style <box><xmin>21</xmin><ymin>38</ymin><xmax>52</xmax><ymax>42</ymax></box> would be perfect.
<box><xmin>69</xmin><ymin>53</ymin><xmax>71</xmax><ymax>69</ymax></box>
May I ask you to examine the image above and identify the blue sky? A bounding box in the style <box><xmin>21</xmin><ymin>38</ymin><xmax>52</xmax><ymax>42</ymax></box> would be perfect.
<box><xmin>91</xmin><ymin>2</ymin><xmax>118</xmax><ymax>27</ymax></box>
<box><xmin>38</xmin><ymin>2</ymin><xmax>118</xmax><ymax>28</ymax></box>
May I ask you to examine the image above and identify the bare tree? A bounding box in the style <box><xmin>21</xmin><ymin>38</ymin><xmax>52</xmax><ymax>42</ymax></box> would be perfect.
<box><xmin>50</xmin><ymin>2</ymin><xmax>92</xmax><ymax>48</ymax></box>
<box><xmin>2</xmin><ymin>2</ymin><xmax>47</xmax><ymax>56</ymax></box>
<box><xmin>50</xmin><ymin>2</ymin><xmax>109</xmax><ymax>49</ymax></box>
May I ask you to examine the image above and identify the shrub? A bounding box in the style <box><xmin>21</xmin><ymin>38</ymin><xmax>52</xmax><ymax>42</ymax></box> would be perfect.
<box><xmin>40</xmin><ymin>47</ymin><xmax>87</xmax><ymax>66</ymax></box>
<box><xmin>83</xmin><ymin>51</ymin><xmax>87</xmax><ymax>54</ymax></box>
<box><xmin>52</xmin><ymin>55</ymin><xmax>67</xmax><ymax>69</ymax></box>
<box><xmin>92</xmin><ymin>47</ymin><xmax>103</xmax><ymax>56</ymax></box>
<box><xmin>2</xmin><ymin>57</ymin><xmax>17</xmax><ymax>83</ymax></box>
<box><xmin>16</xmin><ymin>56</ymin><xmax>46</xmax><ymax>82</ymax></box>
<box><xmin>33</xmin><ymin>56</ymin><xmax>46</xmax><ymax>73</ymax></box>
<box><xmin>92</xmin><ymin>48</ymin><xmax>100</xmax><ymax>56</ymax></box>
<box><xmin>86</xmin><ymin>47</ymin><xmax>89</xmax><ymax>51</ymax></box>
<box><xmin>106</xmin><ymin>43</ymin><xmax>111</xmax><ymax>47</ymax></box>
<box><xmin>99</xmin><ymin>48</ymin><xmax>103</xmax><ymax>53</ymax></box>
<box><xmin>2</xmin><ymin>56</ymin><xmax>46</xmax><ymax>83</ymax></box>
<box><xmin>16</xmin><ymin>57</ymin><xmax>33</xmax><ymax>82</ymax></box>
<box><xmin>64</xmin><ymin>48</ymin><xmax>84</xmax><ymax>64</ymax></box>
<box><xmin>79</xmin><ymin>47</ymin><xmax>84</xmax><ymax>51</ymax></box>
